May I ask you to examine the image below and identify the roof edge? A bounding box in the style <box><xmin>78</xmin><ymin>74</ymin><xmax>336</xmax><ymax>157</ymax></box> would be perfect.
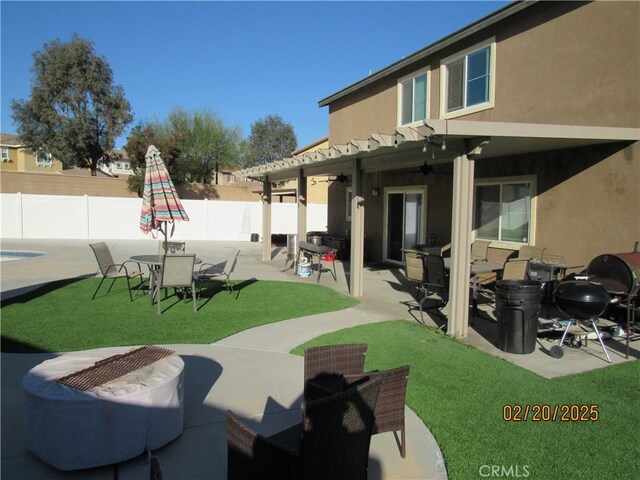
<box><xmin>318</xmin><ymin>0</ymin><xmax>536</xmax><ymax>108</ymax></box>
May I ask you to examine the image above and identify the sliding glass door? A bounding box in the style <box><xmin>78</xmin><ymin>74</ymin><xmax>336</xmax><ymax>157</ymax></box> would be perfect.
<box><xmin>384</xmin><ymin>187</ymin><xmax>426</xmax><ymax>264</ymax></box>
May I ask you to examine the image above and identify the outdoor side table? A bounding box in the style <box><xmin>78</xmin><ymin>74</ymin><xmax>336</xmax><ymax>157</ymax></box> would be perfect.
<box><xmin>22</xmin><ymin>346</ymin><xmax>184</xmax><ymax>471</ymax></box>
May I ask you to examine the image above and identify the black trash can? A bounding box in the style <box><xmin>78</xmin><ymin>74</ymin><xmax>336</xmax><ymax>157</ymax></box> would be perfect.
<box><xmin>495</xmin><ymin>280</ymin><xmax>542</xmax><ymax>354</ymax></box>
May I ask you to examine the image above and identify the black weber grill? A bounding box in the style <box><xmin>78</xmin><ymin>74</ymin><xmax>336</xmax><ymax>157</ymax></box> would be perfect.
<box><xmin>551</xmin><ymin>281</ymin><xmax>612</xmax><ymax>362</ymax></box>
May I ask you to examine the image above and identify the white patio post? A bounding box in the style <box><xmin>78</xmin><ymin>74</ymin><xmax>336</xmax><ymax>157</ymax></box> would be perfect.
<box><xmin>297</xmin><ymin>169</ymin><xmax>307</xmax><ymax>244</ymax></box>
<box><xmin>350</xmin><ymin>158</ymin><xmax>365</xmax><ymax>297</ymax></box>
<box><xmin>448</xmin><ymin>138</ymin><xmax>489</xmax><ymax>337</ymax></box>
<box><xmin>262</xmin><ymin>178</ymin><xmax>272</xmax><ymax>262</ymax></box>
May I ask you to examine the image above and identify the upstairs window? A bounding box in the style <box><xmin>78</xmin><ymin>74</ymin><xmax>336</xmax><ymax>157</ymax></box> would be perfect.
<box><xmin>1</xmin><ymin>147</ymin><xmax>9</xmax><ymax>162</ymax></box>
<box><xmin>398</xmin><ymin>71</ymin><xmax>428</xmax><ymax>126</ymax></box>
<box><xmin>36</xmin><ymin>151</ymin><xmax>53</xmax><ymax>166</ymax></box>
<box><xmin>441</xmin><ymin>39</ymin><xmax>495</xmax><ymax>118</ymax></box>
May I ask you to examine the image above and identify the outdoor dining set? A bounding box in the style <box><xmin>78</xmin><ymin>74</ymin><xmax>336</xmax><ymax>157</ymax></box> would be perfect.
<box><xmin>404</xmin><ymin>240</ymin><xmax>639</xmax><ymax>363</ymax></box>
<box><xmin>89</xmin><ymin>240</ymin><xmax>240</xmax><ymax>315</ymax></box>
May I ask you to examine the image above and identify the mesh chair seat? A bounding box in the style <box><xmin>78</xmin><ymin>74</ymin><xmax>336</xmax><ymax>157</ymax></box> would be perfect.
<box><xmin>194</xmin><ymin>248</ymin><xmax>240</xmax><ymax>297</ymax></box>
<box><xmin>156</xmin><ymin>254</ymin><xmax>197</xmax><ymax>315</ymax></box>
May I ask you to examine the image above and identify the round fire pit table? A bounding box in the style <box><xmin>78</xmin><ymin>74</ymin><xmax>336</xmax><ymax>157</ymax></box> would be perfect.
<box><xmin>22</xmin><ymin>346</ymin><xmax>184</xmax><ymax>471</ymax></box>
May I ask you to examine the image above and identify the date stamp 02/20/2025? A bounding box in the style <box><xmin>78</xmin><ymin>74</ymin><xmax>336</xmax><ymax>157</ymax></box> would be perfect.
<box><xmin>502</xmin><ymin>404</ymin><xmax>599</xmax><ymax>422</ymax></box>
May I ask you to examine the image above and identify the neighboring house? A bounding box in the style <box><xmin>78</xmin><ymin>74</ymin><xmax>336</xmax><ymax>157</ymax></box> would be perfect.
<box><xmin>239</xmin><ymin>1</ymin><xmax>640</xmax><ymax>337</ymax></box>
<box><xmin>0</xmin><ymin>133</ymin><xmax>63</xmax><ymax>173</ymax></box>
<box><xmin>98</xmin><ymin>149</ymin><xmax>134</xmax><ymax>177</ymax></box>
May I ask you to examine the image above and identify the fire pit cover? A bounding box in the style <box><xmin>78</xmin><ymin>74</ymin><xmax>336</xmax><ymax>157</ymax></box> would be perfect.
<box><xmin>554</xmin><ymin>280</ymin><xmax>609</xmax><ymax>320</ymax></box>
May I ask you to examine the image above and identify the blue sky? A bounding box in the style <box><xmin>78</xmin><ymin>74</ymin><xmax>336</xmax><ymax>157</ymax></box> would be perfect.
<box><xmin>1</xmin><ymin>1</ymin><xmax>509</xmax><ymax>149</ymax></box>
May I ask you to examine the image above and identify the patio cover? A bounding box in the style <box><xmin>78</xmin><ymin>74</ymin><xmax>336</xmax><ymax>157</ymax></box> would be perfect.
<box><xmin>238</xmin><ymin>120</ymin><xmax>639</xmax><ymax>336</ymax></box>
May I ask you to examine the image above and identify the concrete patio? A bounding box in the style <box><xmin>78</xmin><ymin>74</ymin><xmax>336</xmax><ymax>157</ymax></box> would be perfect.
<box><xmin>1</xmin><ymin>238</ymin><xmax>637</xmax><ymax>479</ymax></box>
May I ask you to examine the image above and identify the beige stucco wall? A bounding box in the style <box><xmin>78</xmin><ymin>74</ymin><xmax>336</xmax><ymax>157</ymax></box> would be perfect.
<box><xmin>1</xmin><ymin>171</ymin><xmax>138</xmax><ymax>198</ymax></box>
<box><xmin>327</xmin><ymin>1</ymin><xmax>640</xmax><ymax>144</ymax></box>
<box><xmin>327</xmin><ymin>141</ymin><xmax>639</xmax><ymax>268</ymax></box>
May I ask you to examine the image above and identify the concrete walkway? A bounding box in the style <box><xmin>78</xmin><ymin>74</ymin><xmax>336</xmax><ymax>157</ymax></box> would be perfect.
<box><xmin>1</xmin><ymin>239</ymin><xmax>447</xmax><ymax>479</ymax></box>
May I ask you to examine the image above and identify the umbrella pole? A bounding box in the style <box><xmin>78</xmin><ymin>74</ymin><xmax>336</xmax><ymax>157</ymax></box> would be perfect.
<box><xmin>162</xmin><ymin>224</ymin><xmax>168</xmax><ymax>254</ymax></box>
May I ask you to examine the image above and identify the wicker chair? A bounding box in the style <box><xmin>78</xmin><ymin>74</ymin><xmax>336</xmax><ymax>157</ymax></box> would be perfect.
<box><xmin>303</xmin><ymin>344</ymin><xmax>367</xmax><ymax>396</ymax></box>
<box><xmin>227</xmin><ymin>377</ymin><xmax>381</xmax><ymax>480</ymax></box>
<box><xmin>343</xmin><ymin>365</ymin><xmax>411</xmax><ymax>458</ymax></box>
<box><xmin>89</xmin><ymin>242</ymin><xmax>145</xmax><ymax>301</ymax></box>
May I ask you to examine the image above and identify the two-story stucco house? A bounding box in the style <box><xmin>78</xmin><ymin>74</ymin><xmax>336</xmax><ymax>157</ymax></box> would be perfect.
<box><xmin>0</xmin><ymin>133</ymin><xmax>63</xmax><ymax>173</ymax></box>
<box><xmin>240</xmin><ymin>1</ymin><xmax>640</xmax><ymax>336</ymax></box>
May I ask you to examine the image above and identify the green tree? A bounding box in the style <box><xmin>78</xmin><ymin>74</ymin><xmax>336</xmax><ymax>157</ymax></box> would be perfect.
<box><xmin>159</xmin><ymin>107</ymin><xmax>242</xmax><ymax>184</ymax></box>
<box><xmin>123</xmin><ymin>124</ymin><xmax>183</xmax><ymax>197</ymax></box>
<box><xmin>11</xmin><ymin>34</ymin><xmax>133</xmax><ymax>175</ymax></box>
<box><xmin>247</xmin><ymin>114</ymin><xmax>297</xmax><ymax>166</ymax></box>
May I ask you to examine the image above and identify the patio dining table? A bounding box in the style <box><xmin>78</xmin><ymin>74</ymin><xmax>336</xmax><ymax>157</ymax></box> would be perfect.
<box><xmin>130</xmin><ymin>254</ymin><xmax>201</xmax><ymax>304</ymax></box>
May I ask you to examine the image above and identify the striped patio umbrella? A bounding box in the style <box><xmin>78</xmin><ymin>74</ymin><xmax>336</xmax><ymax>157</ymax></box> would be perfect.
<box><xmin>139</xmin><ymin>145</ymin><xmax>189</xmax><ymax>249</ymax></box>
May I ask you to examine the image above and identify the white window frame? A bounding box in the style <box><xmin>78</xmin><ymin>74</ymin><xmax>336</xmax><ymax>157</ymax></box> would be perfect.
<box><xmin>1</xmin><ymin>147</ymin><xmax>9</xmax><ymax>161</ymax></box>
<box><xmin>36</xmin><ymin>151</ymin><xmax>53</xmax><ymax>166</ymax></box>
<box><xmin>473</xmin><ymin>175</ymin><xmax>537</xmax><ymax>249</ymax></box>
<box><xmin>440</xmin><ymin>38</ymin><xmax>496</xmax><ymax>119</ymax></box>
<box><xmin>397</xmin><ymin>68</ymin><xmax>430</xmax><ymax>127</ymax></box>
<box><xmin>382</xmin><ymin>185</ymin><xmax>428</xmax><ymax>265</ymax></box>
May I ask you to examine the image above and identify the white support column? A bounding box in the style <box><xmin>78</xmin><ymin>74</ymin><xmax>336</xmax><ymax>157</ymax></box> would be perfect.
<box><xmin>262</xmin><ymin>178</ymin><xmax>272</xmax><ymax>262</ymax></box>
<box><xmin>297</xmin><ymin>169</ymin><xmax>307</xmax><ymax>244</ymax></box>
<box><xmin>349</xmin><ymin>159</ymin><xmax>365</xmax><ymax>297</ymax></box>
<box><xmin>448</xmin><ymin>153</ymin><xmax>474</xmax><ymax>337</ymax></box>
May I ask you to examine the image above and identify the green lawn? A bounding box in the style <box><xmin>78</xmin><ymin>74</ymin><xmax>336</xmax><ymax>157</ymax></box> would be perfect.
<box><xmin>1</xmin><ymin>277</ymin><xmax>358</xmax><ymax>353</ymax></box>
<box><xmin>292</xmin><ymin>321</ymin><xmax>640</xmax><ymax>480</ymax></box>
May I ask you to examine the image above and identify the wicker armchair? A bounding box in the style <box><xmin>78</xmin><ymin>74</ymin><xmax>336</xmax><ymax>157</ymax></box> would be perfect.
<box><xmin>227</xmin><ymin>377</ymin><xmax>381</xmax><ymax>480</ymax></box>
<box><xmin>303</xmin><ymin>344</ymin><xmax>368</xmax><ymax>402</ymax></box>
<box><xmin>343</xmin><ymin>365</ymin><xmax>411</xmax><ymax>458</ymax></box>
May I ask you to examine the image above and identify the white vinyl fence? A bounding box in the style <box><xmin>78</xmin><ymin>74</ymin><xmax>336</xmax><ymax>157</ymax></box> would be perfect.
<box><xmin>0</xmin><ymin>193</ymin><xmax>328</xmax><ymax>241</ymax></box>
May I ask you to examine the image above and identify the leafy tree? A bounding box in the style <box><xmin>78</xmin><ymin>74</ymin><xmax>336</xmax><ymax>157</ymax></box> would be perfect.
<box><xmin>166</xmin><ymin>108</ymin><xmax>243</xmax><ymax>184</ymax></box>
<box><xmin>11</xmin><ymin>34</ymin><xmax>133</xmax><ymax>176</ymax></box>
<box><xmin>123</xmin><ymin>124</ymin><xmax>183</xmax><ymax>197</ymax></box>
<box><xmin>246</xmin><ymin>114</ymin><xmax>297</xmax><ymax>166</ymax></box>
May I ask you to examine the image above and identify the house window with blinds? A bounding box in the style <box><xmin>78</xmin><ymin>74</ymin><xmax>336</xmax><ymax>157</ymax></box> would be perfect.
<box><xmin>441</xmin><ymin>40</ymin><xmax>495</xmax><ymax>118</ymax></box>
<box><xmin>474</xmin><ymin>179</ymin><xmax>535</xmax><ymax>245</ymax></box>
<box><xmin>398</xmin><ymin>70</ymin><xmax>428</xmax><ymax>126</ymax></box>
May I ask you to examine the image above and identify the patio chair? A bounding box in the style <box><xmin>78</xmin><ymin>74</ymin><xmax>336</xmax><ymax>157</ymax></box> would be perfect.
<box><xmin>341</xmin><ymin>365</ymin><xmax>411</xmax><ymax>458</ymax></box>
<box><xmin>403</xmin><ymin>249</ymin><xmax>430</xmax><ymax>323</ymax></box>
<box><xmin>471</xmin><ymin>240</ymin><xmax>492</xmax><ymax>262</ymax></box>
<box><xmin>476</xmin><ymin>259</ymin><xmax>531</xmax><ymax>313</ymax></box>
<box><xmin>518</xmin><ymin>245</ymin><xmax>545</xmax><ymax>260</ymax></box>
<box><xmin>421</xmin><ymin>254</ymin><xmax>449</xmax><ymax>321</ymax></box>
<box><xmin>502</xmin><ymin>259</ymin><xmax>530</xmax><ymax>280</ymax></box>
<box><xmin>193</xmin><ymin>248</ymin><xmax>240</xmax><ymax>297</ymax></box>
<box><xmin>303</xmin><ymin>344</ymin><xmax>368</xmax><ymax>397</ymax></box>
<box><xmin>156</xmin><ymin>254</ymin><xmax>197</xmax><ymax>315</ymax></box>
<box><xmin>89</xmin><ymin>242</ymin><xmax>145</xmax><ymax>302</ymax></box>
<box><xmin>226</xmin><ymin>376</ymin><xmax>382</xmax><ymax>480</ymax></box>
<box><xmin>158</xmin><ymin>241</ymin><xmax>186</xmax><ymax>255</ymax></box>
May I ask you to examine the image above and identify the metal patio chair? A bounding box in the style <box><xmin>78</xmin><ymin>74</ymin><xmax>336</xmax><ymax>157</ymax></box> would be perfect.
<box><xmin>194</xmin><ymin>248</ymin><xmax>240</xmax><ymax>297</ymax></box>
<box><xmin>89</xmin><ymin>242</ymin><xmax>145</xmax><ymax>301</ymax></box>
<box><xmin>156</xmin><ymin>254</ymin><xmax>197</xmax><ymax>315</ymax></box>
